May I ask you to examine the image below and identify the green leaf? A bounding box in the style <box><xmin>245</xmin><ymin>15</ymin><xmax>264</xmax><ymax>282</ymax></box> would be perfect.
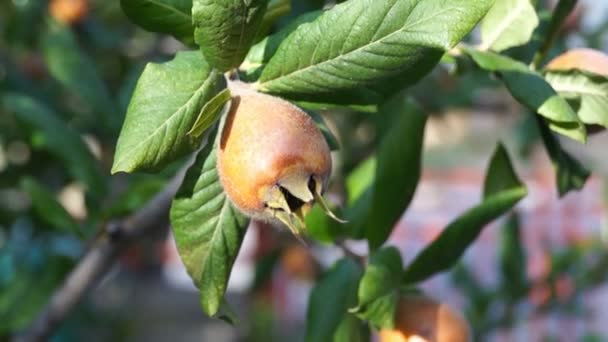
<box><xmin>352</xmin><ymin>247</ymin><xmax>403</xmax><ymax>329</ymax></box>
<box><xmin>20</xmin><ymin>178</ymin><xmax>81</xmax><ymax>237</ymax></box>
<box><xmin>464</xmin><ymin>48</ymin><xmax>586</xmax><ymax>142</ymax></box>
<box><xmin>112</xmin><ymin>51</ymin><xmax>226</xmax><ymax>173</ymax></box>
<box><xmin>364</xmin><ymin>98</ymin><xmax>427</xmax><ymax>249</ymax></box>
<box><xmin>187</xmin><ymin>88</ymin><xmax>232</xmax><ymax>143</ymax></box>
<box><xmin>193</xmin><ymin>0</ymin><xmax>270</xmax><ymax>71</ymax></box>
<box><xmin>41</xmin><ymin>21</ymin><xmax>119</xmax><ymax>130</ymax></box>
<box><xmin>2</xmin><ymin>94</ymin><xmax>106</xmax><ymax>196</ymax></box>
<box><xmin>544</xmin><ymin>70</ymin><xmax>608</xmax><ymax>128</ymax></box>
<box><xmin>333</xmin><ymin>314</ymin><xmax>369</xmax><ymax>342</ymax></box>
<box><xmin>170</xmin><ymin>123</ymin><xmax>249</xmax><ymax>317</ymax></box>
<box><xmin>120</xmin><ymin>0</ymin><xmax>195</xmax><ymax>45</ymax></box>
<box><xmin>242</xmin><ymin>10</ymin><xmax>323</xmax><ymax>76</ymax></box>
<box><xmin>480</xmin><ymin>0</ymin><xmax>539</xmax><ymax>52</ymax></box>
<box><xmin>346</xmin><ymin>157</ymin><xmax>376</xmax><ymax>205</ymax></box>
<box><xmin>306</xmin><ymin>258</ymin><xmax>362</xmax><ymax>342</ymax></box>
<box><xmin>306</xmin><ymin>111</ymin><xmax>340</xmax><ymax>151</ymax></box>
<box><xmin>258</xmin><ymin>0</ymin><xmax>494</xmax><ymax>96</ymax></box>
<box><xmin>499</xmin><ymin>213</ymin><xmax>528</xmax><ymax>299</ymax></box>
<box><xmin>402</xmin><ymin>143</ymin><xmax>527</xmax><ymax>284</ymax></box>
<box><xmin>536</xmin><ymin>117</ymin><xmax>590</xmax><ymax>196</ymax></box>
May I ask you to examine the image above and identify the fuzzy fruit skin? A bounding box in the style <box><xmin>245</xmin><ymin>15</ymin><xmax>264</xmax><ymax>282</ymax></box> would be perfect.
<box><xmin>378</xmin><ymin>295</ymin><xmax>470</xmax><ymax>342</ymax></box>
<box><xmin>217</xmin><ymin>84</ymin><xmax>331</xmax><ymax>217</ymax></box>
<box><xmin>49</xmin><ymin>0</ymin><xmax>89</xmax><ymax>24</ymax></box>
<box><xmin>546</xmin><ymin>48</ymin><xmax>608</xmax><ymax>77</ymax></box>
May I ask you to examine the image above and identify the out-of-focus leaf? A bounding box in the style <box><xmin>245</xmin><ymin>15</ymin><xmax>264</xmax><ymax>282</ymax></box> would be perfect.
<box><xmin>102</xmin><ymin>176</ymin><xmax>166</xmax><ymax>218</ymax></box>
<box><xmin>170</xmin><ymin>123</ymin><xmax>249</xmax><ymax>317</ymax></box>
<box><xmin>352</xmin><ymin>247</ymin><xmax>403</xmax><ymax>328</ymax></box>
<box><xmin>306</xmin><ymin>111</ymin><xmax>340</xmax><ymax>151</ymax></box>
<box><xmin>120</xmin><ymin>0</ymin><xmax>195</xmax><ymax>45</ymax></box>
<box><xmin>2</xmin><ymin>94</ymin><xmax>106</xmax><ymax>196</ymax></box>
<box><xmin>544</xmin><ymin>70</ymin><xmax>608</xmax><ymax>128</ymax></box>
<box><xmin>112</xmin><ymin>51</ymin><xmax>226</xmax><ymax>173</ymax></box>
<box><xmin>306</xmin><ymin>258</ymin><xmax>362</xmax><ymax>342</ymax></box>
<box><xmin>499</xmin><ymin>213</ymin><xmax>528</xmax><ymax>299</ymax></box>
<box><xmin>362</xmin><ymin>98</ymin><xmax>426</xmax><ymax>249</ymax></box>
<box><xmin>332</xmin><ymin>314</ymin><xmax>369</xmax><ymax>342</ymax></box>
<box><xmin>258</xmin><ymin>0</ymin><xmax>494</xmax><ymax>96</ymax></box>
<box><xmin>464</xmin><ymin>48</ymin><xmax>586</xmax><ymax>142</ymax></box>
<box><xmin>20</xmin><ymin>178</ymin><xmax>80</xmax><ymax>237</ymax></box>
<box><xmin>480</xmin><ymin>0</ymin><xmax>539</xmax><ymax>52</ymax></box>
<box><xmin>536</xmin><ymin>117</ymin><xmax>590</xmax><ymax>196</ymax></box>
<box><xmin>193</xmin><ymin>0</ymin><xmax>270</xmax><ymax>71</ymax></box>
<box><xmin>41</xmin><ymin>21</ymin><xmax>119</xmax><ymax>131</ymax></box>
<box><xmin>402</xmin><ymin>143</ymin><xmax>527</xmax><ymax>283</ymax></box>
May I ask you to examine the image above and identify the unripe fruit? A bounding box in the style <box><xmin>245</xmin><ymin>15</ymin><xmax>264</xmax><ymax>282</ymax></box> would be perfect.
<box><xmin>546</xmin><ymin>48</ymin><xmax>608</xmax><ymax>77</ymax></box>
<box><xmin>218</xmin><ymin>82</ymin><xmax>338</xmax><ymax>238</ymax></box>
<box><xmin>378</xmin><ymin>295</ymin><xmax>470</xmax><ymax>342</ymax></box>
<box><xmin>49</xmin><ymin>0</ymin><xmax>89</xmax><ymax>25</ymax></box>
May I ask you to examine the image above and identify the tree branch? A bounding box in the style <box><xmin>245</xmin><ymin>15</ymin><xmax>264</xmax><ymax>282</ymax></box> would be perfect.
<box><xmin>15</xmin><ymin>170</ymin><xmax>186</xmax><ymax>342</ymax></box>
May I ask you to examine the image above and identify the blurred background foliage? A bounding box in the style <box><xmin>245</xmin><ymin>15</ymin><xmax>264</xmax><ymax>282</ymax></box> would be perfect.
<box><xmin>0</xmin><ymin>0</ymin><xmax>607</xmax><ymax>341</ymax></box>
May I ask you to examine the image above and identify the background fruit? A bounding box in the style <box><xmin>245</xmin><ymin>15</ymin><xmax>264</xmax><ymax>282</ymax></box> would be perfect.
<box><xmin>546</xmin><ymin>48</ymin><xmax>608</xmax><ymax>76</ymax></box>
<box><xmin>378</xmin><ymin>295</ymin><xmax>470</xmax><ymax>342</ymax></box>
<box><xmin>49</xmin><ymin>0</ymin><xmax>89</xmax><ymax>25</ymax></box>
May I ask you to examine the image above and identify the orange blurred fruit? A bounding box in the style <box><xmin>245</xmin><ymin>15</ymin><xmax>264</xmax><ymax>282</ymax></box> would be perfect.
<box><xmin>546</xmin><ymin>48</ymin><xmax>608</xmax><ymax>77</ymax></box>
<box><xmin>280</xmin><ymin>244</ymin><xmax>316</xmax><ymax>281</ymax></box>
<box><xmin>378</xmin><ymin>295</ymin><xmax>471</xmax><ymax>342</ymax></box>
<box><xmin>49</xmin><ymin>0</ymin><xmax>89</xmax><ymax>25</ymax></box>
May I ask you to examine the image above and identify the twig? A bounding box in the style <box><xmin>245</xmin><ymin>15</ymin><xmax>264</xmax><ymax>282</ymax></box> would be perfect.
<box><xmin>14</xmin><ymin>170</ymin><xmax>186</xmax><ymax>342</ymax></box>
<box><xmin>531</xmin><ymin>0</ymin><xmax>578</xmax><ymax>69</ymax></box>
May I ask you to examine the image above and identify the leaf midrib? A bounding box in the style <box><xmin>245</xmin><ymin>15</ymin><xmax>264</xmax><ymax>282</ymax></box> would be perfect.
<box><xmin>199</xmin><ymin>194</ymin><xmax>231</xmax><ymax>282</ymax></box>
<box><xmin>114</xmin><ymin>74</ymin><xmax>215</xmax><ymax>171</ymax></box>
<box><xmin>259</xmin><ymin>5</ymin><xmax>455</xmax><ymax>87</ymax></box>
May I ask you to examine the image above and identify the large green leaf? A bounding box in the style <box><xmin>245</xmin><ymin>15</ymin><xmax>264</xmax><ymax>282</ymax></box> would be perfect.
<box><xmin>362</xmin><ymin>98</ymin><xmax>426</xmax><ymax>249</ymax></box>
<box><xmin>352</xmin><ymin>247</ymin><xmax>403</xmax><ymax>329</ymax></box>
<box><xmin>544</xmin><ymin>70</ymin><xmax>608</xmax><ymax>128</ymax></box>
<box><xmin>306</xmin><ymin>258</ymin><xmax>362</xmax><ymax>342</ymax></box>
<box><xmin>193</xmin><ymin>0</ymin><xmax>269</xmax><ymax>71</ymax></box>
<box><xmin>20</xmin><ymin>178</ymin><xmax>81</xmax><ymax>237</ymax></box>
<box><xmin>402</xmin><ymin>143</ymin><xmax>527</xmax><ymax>284</ymax></box>
<box><xmin>170</xmin><ymin>125</ymin><xmax>249</xmax><ymax>317</ymax></box>
<box><xmin>41</xmin><ymin>21</ymin><xmax>119</xmax><ymax>130</ymax></box>
<box><xmin>536</xmin><ymin>117</ymin><xmax>589</xmax><ymax>196</ymax></box>
<box><xmin>464</xmin><ymin>48</ymin><xmax>586</xmax><ymax>142</ymax></box>
<box><xmin>2</xmin><ymin>94</ymin><xmax>106</xmax><ymax>196</ymax></box>
<box><xmin>258</xmin><ymin>0</ymin><xmax>494</xmax><ymax>96</ymax></box>
<box><xmin>112</xmin><ymin>51</ymin><xmax>226</xmax><ymax>173</ymax></box>
<box><xmin>480</xmin><ymin>0</ymin><xmax>539</xmax><ymax>52</ymax></box>
<box><xmin>120</xmin><ymin>0</ymin><xmax>195</xmax><ymax>45</ymax></box>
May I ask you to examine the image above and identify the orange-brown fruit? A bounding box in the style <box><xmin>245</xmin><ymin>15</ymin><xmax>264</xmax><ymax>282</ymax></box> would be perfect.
<box><xmin>378</xmin><ymin>295</ymin><xmax>471</xmax><ymax>342</ymax></box>
<box><xmin>49</xmin><ymin>0</ymin><xmax>89</xmax><ymax>25</ymax></box>
<box><xmin>280</xmin><ymin>244</ymin><xmax>316</xmax><ymax>280</ymax></box>
<box><xmin>546</xmin><ymin>48</ymin><xmax>608</xmax><ymax>77</ymax></box>
<box><xmin>218</xmin><ymin>82</ymin><xmax>335</xmax><ymax>237</ymax></box>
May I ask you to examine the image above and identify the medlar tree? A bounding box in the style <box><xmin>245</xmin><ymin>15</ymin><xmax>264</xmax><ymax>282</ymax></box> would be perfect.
<box><xmin>3</xmin><ymin>0</ymin><xmax>607</xmax><ymax>340</ymax></box>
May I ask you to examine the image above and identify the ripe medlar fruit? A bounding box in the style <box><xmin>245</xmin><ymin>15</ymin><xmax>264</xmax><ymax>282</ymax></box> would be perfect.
<box><xmin>217</xmin><ymin>82</ymin><xmax>341</xmax><ymax>239</ymax></box>
<box><xmin>378</xmin><ymin>295</ymin><xmax>471</xmax><ymax>342</ymax></box>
